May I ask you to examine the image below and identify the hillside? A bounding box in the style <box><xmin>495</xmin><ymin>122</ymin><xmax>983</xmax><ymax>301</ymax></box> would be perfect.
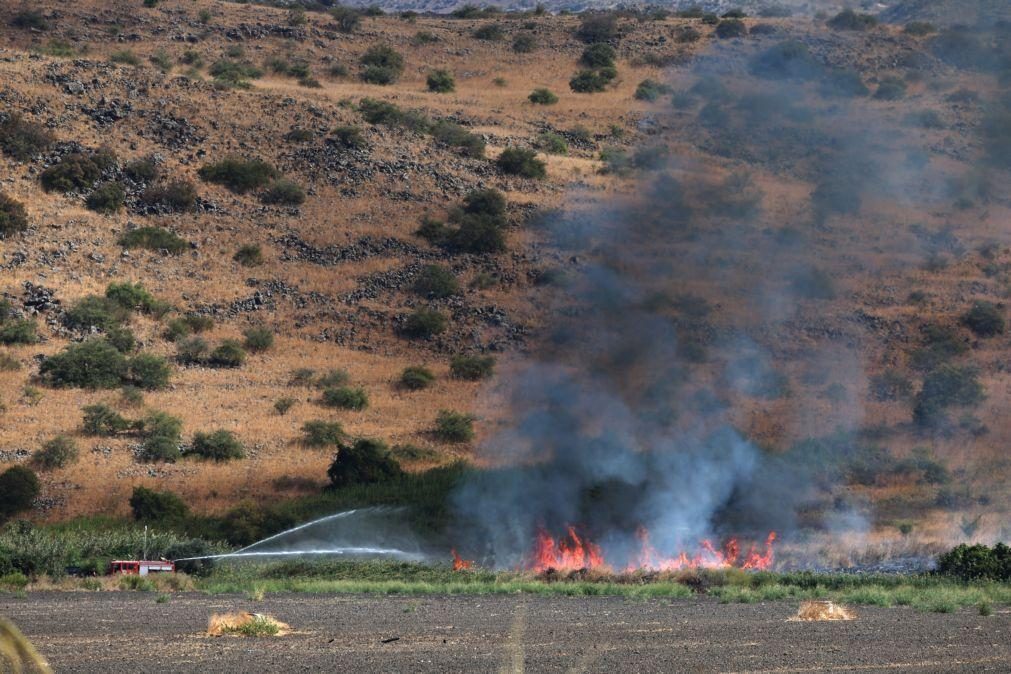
<box><xmin>0</xmin><ymin>1</ymin><xmax>1009</xmax><ymax>557</ymax></box>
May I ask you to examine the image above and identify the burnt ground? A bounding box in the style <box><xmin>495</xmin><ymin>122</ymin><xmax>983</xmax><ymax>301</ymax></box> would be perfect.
<box><xmin>3</xmin><ymin>592</ymin><xmax>1009</xmax><ymax>673</ymax></box>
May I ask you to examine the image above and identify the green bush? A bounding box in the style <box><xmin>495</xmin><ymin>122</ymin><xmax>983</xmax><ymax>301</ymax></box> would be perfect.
<box><xmin>715</xmin><ymin>19</ymin><xmax>747</xmax><ymax>38</ymax></box>
<box><xmin>497</xmin><ymin>147</ymin><xmax>546</xmax><ymax>178</ymax></box>
<box><xmin>209</xmin><ymin>340</ymin><xmax>246</xmax><ymax>368</ymax></box>
<box><xmin>580</xmin><ymin>43</ymin><xmax>616</xmax><ymax>68</ymax></box>
<box><xmin>63</xmin><ymin>295</ymin><xmax>128</xmax><ymax>332</ymax></box>
<box><xmin>536</xmin><ymin>132</ymin><xmax>568</xmax><ymax>154</ymax></box>
<box><xmin>450</xmin><ymin>354</ymin><xmax>495</xmax><ymax>380</ymax></box>
<box><xmin>10</xmin><ymin>10</ymin><xmax>49</xmax><ymax>31</ymax></box>
<box><xmin>359</xmin><ymin>45</ymin><xmax>405</xmax><ymax>85</ymax></box>
<box><xmin>0</xmin><ymin>114</ymin><xmax>53</xmax><ymax>160</ymax></box>
<box><xmin>234</xmin><ymin>244</ymin><xmax>264</xmax><ymax>267</ymax></box>
<box><xmin>118</xmin><ymin>226</ymin><xmax>188</xmax><ymax>254</ymax></box>
<box><xmin>904</xmin><ymin>21</ymin><xmax>936</xmax><ymax>36</ymax></box>
<box><xmin>261</xmin><ymin>179</ymin><xmax>306</xmax><ymax>206</ymax></box>
<box><xmin>301</xmin><ymin>420</ymin><xmax>346</xmax><ymax>447</ymax></box>
<box><xmin>208</xmin><ymin>59</ymin><xmax>262</xmax><ymax>88</ymax></box>
<box><xmin>961</xmin><ymin>301</ymin><xmax>1004</xmax><ymax>337</ymax></box>
<box><xmin>913</xmin><ymin>365</ymin><xmax>985</xmax><ymax>428</ymax></box>
<box><xmin>105</xmin><ymin>281</ymin><xmax>164</xmax><ymax>314</ymax></box>
<box><xmin>402</xmin><ymin>308</ymin><xmax>448</xmax><ymax>339</ymax></box>
<box><xmin>576</xmin><ymin>13</ymin><xmax>618</xmax><ymax>43</ymax></box>
<box><xmin>141</xmin><ymin>180</ymin><xmax>198</xmax><ymax>212</ymax></box>
<box><xmin>427</xmin><ymin>69</ymin><xmax>455</xmax><ymax>93</ymax></box>
<box><xmin>635</xmin><ymin>79</ymin><xmax>670</xmax><ymax>101</ymax></box>
<box><xmin>40</xmin><ymin>339</ymin><xmax>128</xmax><ymax>389</ymax></box>
<box><xmin>40</xmin><ymin>153</ymin><xmax>102</xmax><ymax>193</ymax></box>
<box><xmin>400</xmin><ymin>366</ymin><xmax>435</xmax><ymax>390</ymax></box>
<box><xmin>358</xmin><ymin>99</ymin><xmax>431</xmax><ymax>133</ymax></box>
<box><xmin>175</xmin><ymin>336</ymin><xmax>209</xmax><ymax>364</ymax></box>
<box><xmin>513</xmin><ymin>34</ymin><xmax>536</xmax><ymax>53</ymax></box>
<box><xmin>190</xmin><ymin>430</ymin><xmax>245</xmax><ymax>461</ymax></box>
<box><xmin>34</xmin><ymin>435</ymin><xmax>78</xmax><ymax>470</ymax></box>
<box><xmin>330</xmin><ymin>6</ymin><xmax>362</xmax><ymax>33</ymax></box>
<box><xmin>274</xmin><ymin>397</ymin><xmax>296</xmax><ymax>415</ymax></box>
<box><xmin>327</xmin><ymin>438</ymin><xmax>403</xmax><ymax>488</ymax></box>
<box><xmin>528</xmin><ymin>88</ymin><xmax>558</xmax><ymax>105</ymax></box>
<box><xmin>569</xmin><ymin>67</ymin><xmax>616</xmax><ymax>93</ymax></box>
<box><xmin>0</xmin><ymin>317</ymin><xmax>37</xmax><ymax>345</ymax></box>
<box><xmin>128</xmin><ymin>353</ymin><xmax>171</xmax><ymax>390</ymax></box>
<box><xmin>413</xmin><ymin>264</ymin><xmax>459</xmax><ymax>298</ymax></box>
<box><xmin>0</xmin><ymin>193</ymin><xmax>29</xmax><ymax>238</ymax></box>
<box><xmin>0</xmin><ymin>466</ymin><xmax>40</xmax><ymax>519</ymax></box>
<box><xmin>110</xmin><ymin>50</ymin><xmax>141</xmax><ymax>66</ymax></box>
<box><xmin>243</xmin><ymin>326</ymin><xmax>274</xmax><ymax>352</ymax></box>
<box><xmin>937</xmin><ymin>543</ymin><xmax>1011</xmax><ymax>582</ymax></box>
<box><xmin>435</xmin><ymin>410</ymin><xmax>475</xmax><ymax>442</ymax></box>
<box><xmin>82</xmin><ymin>403</ymin><xmax>132</xmax><ymax>436</ymax></box>
<box><xmin>130</xmin><ymin>486</ymin><xmax>189</xmax><ymax>521</ymax></box>
<box><xmin>430</xmin><ymin>121</ymin><xmax>485</xmax><ymax>158</ymax></box>
<box><xmin>827</xmin><ymin>9</ymin><xmax>877</xmax><ymax>31</ymax></box>
<box><xmin>749</xmin><ymin>40</ymin><xmax>821</xmax><ymax>80</ymax></box>
<box><xmin>316</xmin><ymin>369</ymin><xmax>350</xmax><ymax>388</ymax></box>
<box><xmin>124</xmin><ymin>157</ymin><xmax>158</xmax><ymax>181</ymax></box>
<box><xmin>106</xmin><ymin>325</ymin><xmax>136</xmax><ymax>353</ymax></box>
<box><xmin>910</xmin><ymin>324</ymin><xmax>968</xmax><ymax>372</ymax></box>
<box><xmin>322</xmin><ymin>386</ymin><xmax>369</xmax><ymax>411</ymax></box>
<box><xmin>473</xmin><ymin>23</ymin><xmax>505</xmax><ymax>41</ymax></box>
<box><xmin>137</xmin><ymin>411</ymin><xmax>183</xmax><ymax>463</ymax></box>
<box><xmin>198</xmin><ymin>157</ymin><xmax>278</xmax><ymax>194</ymax></box>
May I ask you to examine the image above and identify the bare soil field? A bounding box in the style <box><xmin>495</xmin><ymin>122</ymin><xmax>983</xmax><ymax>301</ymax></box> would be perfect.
<box><xmin>4</xmin><ymin>592</ymin><xmax>1010</xmax><ymax>673</ymax></box>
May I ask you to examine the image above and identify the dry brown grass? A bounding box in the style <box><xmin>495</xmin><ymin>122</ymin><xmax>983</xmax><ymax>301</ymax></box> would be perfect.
<box><xmin>790</xmin><ymin>601</ymin><xmax>856</xmax><ymax>622</ymax></box>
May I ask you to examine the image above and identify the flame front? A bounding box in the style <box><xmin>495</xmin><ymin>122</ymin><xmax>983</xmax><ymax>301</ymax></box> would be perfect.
<box><xmin>520</xmin><ymin>526</ymin><xmax>776</xmax><ymax>573</ymax></box>
<box><xmin>451</xmin><ymin>548</ymin><xmax>474</xmax><ymax>571</ymax></box>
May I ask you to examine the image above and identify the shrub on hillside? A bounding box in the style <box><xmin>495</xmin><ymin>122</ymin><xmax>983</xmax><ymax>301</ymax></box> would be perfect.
<box><xmin>635</xmin><ymin>79</ymin><xmax>670</xmax><ymax>102</ymax></box>
<box><xmin>209</xmin><ymin>340</ymin><xmax>246</xmax><ymax>368</ymax></box>
<box><xmin>316</xmin><ymin>369</ymin><xmax>350</xmax><ymax>389</ymax></box>
<box><xmin>261</xmin><ymin>179</ymin><xmax>305</xmax><ymax>206</ymax></box>
<box><xmin>513</xmin><ymin>34</ymin><xmax>536</xmax><ymax>53</ymax></box>
<box><xmin>198</xmin><ymin>157</ymin><xmax>278</xmax><ymax>193</ymax></box>
<box><xmin>427</xmin><ymin>69</ymin><xmax>455</xmax><ymax>93</ymax></box>
<box><xmin>124</xmin><ymin>157</ymin><xmax>159</xmax><ymax>182</ymax></box>
<box><xmin>576</xmin><ymin>13</ymin><xmax>619</xmax><ymax>43</ymax></box>
<box><xmin>570</xmin><ymin>67</ymin><xmax>617</xmax><ymax>93</ymax></box>
<box><xmin>0</xmin><ymin>313</ymin><xmax>36</xmax><ymax>345</ymax></box>
<box><xmin>913</xmin><ymin>365</ymin><xmax>985</xmax><ymax>428</ymax></box>
<box><xmin>0</xmin><ymin>466</ymin><xmax>40</xmax><ymax>519</ymax></box>
<box><xmin>0</xmin><ymin>114</ymin><xmax>53</xmax><ymax>160</ymax></box>
<box><xmin>175</xmin><ymin>336</ymin><xmax>209</xmax><ymax>364</ymax></box>
<box><xmin>536</xmin><ymin>132</ymin><xmax>568</xmax><ymax>155</ymax></box>
<box><xmin>749</xmin><ymin>40</ymin><xmax>821</xmax><ymax>80</ymax></box>
<box><xmin>63</xmin><ymin>295</ymin><xmax>129</xmax><ymax>331</ymax></box>
<box><xmin>118</xmin><ymin>226</ymin><xmax>188</xmax><ymax>254</ymax></box>
<box><xmin>105</xmin><ymin>281</ymin><xmax>165</xmax><ymax>314</ymax></box>
<box><xmin>34</xmin><ymin>435</ymin><xmax>78</xmax><ymax>470</ymax></box>
<box><xmin>234</xmin><ymin>244</ymin><xmax>264</xmax><ymax>267</ymax></box>
<box><xmin>826</xmin><ymin>9</ymin><xmax>877</xmax><ymax>31</ymax></box>
<box><xmin>413</xmin><ymin>264</ymin><xmax>459</xmax><ymax>298</ymax></box>
<box><xmin>715</xmin><ymin>19</ymin><xmax>747</xmax><ymax>39</ymax></box>
<box><xmin>330</xmin><ymin>125</ymin><xmax>366</xmax><ymax>149</ymax></box>
<box><xmin>127</xmin><ymin>353</ymin><xmax>171</xmax><ymax>390</ymax></box>
<box><xmin>243</xmin><ymin>326</ymin><xmax>274</xmax><ymax>352</ymax></box>
<box><xmin>904</xmin><ymin>21</ymin><xmax>936</xmax><ymax>37</ymax></box>
<box><xmin>10</xmin><ymin>10</ymin><xmax>49</xmax><ymax>31</ymax></box>
<box><xmin>473</xmin><ymin>23</ymin><xmax>505</xmax><ymax>41</ymax></box>
<box><xmin>528</xmin><ymin>88</ymin><xmax>558</xmax><ymax>105</ymax></box>
<box><xmin>400</xmin><ymin>366</ymin><xmax>435</xmax><ymax>390</ymax></box>
<box><xmin>874</xmin><ymin>77</ymin><xmax>907</xmax><ymax>101</ymax></box>
<box><xmin>302</xmin><ymin>420</ymin><xmax>346</xmax><ymax>447</ymax></box>
<box><xmin>129</xmin><ymin>486</ymin><xmax>189</xmax><ymax>521</ymax></box>
<box><xmin>497</xmin><ymin>147</ymin><xmax>546</xmax><ymax>178</ymax></box>
<box><xmin>322</xmin><ymin>386</ymin><xmax>369</xmax><ymax>411</ymax></box>
<box><xmin>434</xmin><ymin>410</ymin><xmax>475</xmax><ymax>442</ymax></box>
<box><xmin>82</xmin><ymin>403</ymin><xmax>132</xmax><ymax>436</ymax></box>
<box><xmin>450</xmin><ymin>354</ymin><xmax>495</xmax><ymax>380</ymax></box>
<box><xmin>208</xmin><ymin>59</ymin><xmax>263</xmax><ymax>88</ymax></box>
<box><xmin>40</xmin><ymin>339</ymin><xmax>128</xmax><ymax>389</ymax></box>
<box><xmin>402</xmin><ymin>308</ymin><xmax>448</xmax><ymax>339</ymax></box>
<box><xmin>937</xmin><ymin>543</ymin><xmax>1011</xmax><ymax>582</ymax></box>
<box><xmin>359</xmin><ymin>45</ymin><xmax>405</xmax><ymax>85</ymax></box>
<box><xmin>138</xmin><ymin>411</ymin><xmax>183</xmax><ymax>462</ymax></box>
<box><xmin>190</xmin><ymin>430</ymin><xmax>244</xmax><ymax>461</ymax></box>
<box><xmin>330</xmin><ymin>5</ymin><xmax>362</xmax><ymax>33</ymax></box>
<box><xmin>430</xmin><ymin>121</ymin><xmax>486</xmax><ymax>158</ymax></box>
<box><xmin>0</xmin><ymin>193</ymin><xmax>28</xmax><ymax>238</ymax></box>
<box><xmin>327</xmin><ymin>438</ymin><xmax>403</xmax><ymax>488</ymax></box>
<box><xmin>40</xmin><ymin>153</ymin><xmax>102</xmax><ymax>193</ymax></box>
<box><xmin>580</xmin><ymin>43</ymin><xmax>616</xmax><ymax>68</ymax></box>
<box><xmin>868</xmin><ymin>370</ymin><xmax>913</xmax><ymax>402</ymax></box>
<box><xmin>961</xmin><ymin>301</ymin><xmax>1005</xmax><ymax>337</ymax></box>
<box><xmin>141</xmin><ymin>180</ymin><xmax>198</xmax><ymax>212</ymax></box>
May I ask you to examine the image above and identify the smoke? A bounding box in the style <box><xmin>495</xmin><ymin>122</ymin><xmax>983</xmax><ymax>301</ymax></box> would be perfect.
<box><xmin>451</xmin><ymin>20</ymin><xmax>1011</xmax><ymax>567</ymax></box>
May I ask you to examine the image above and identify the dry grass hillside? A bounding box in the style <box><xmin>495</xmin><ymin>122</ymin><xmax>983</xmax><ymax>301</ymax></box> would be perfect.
<box><xmin>0</xmin><ymin>1</ymin><xmax>1009</xmax><ymax>547</ymax></box>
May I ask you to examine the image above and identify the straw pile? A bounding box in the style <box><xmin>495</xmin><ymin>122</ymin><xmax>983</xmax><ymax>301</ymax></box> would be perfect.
<box><xmin>207</xmin><ymin>612</ymin><xmax>290</xmax><ymax>637</ymax></box>
<box><xmin>790</xmin><ymin>600</ymin><xmax>856</xmax><ymax>621</ymax></box>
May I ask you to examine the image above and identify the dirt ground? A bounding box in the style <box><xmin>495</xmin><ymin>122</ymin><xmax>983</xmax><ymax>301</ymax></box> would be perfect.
<box><xmin>4</xmin><ymin>592</ymin><xmax>1009</xmax><ymax>673</ymax></box>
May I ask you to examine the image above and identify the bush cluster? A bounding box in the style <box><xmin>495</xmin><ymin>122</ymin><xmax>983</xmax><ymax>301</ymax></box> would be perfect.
<box><xmin>912</xmin><ymin>364</ymin><xmax>984</xmax><ymax>429</ymax></box>
<box><xmin>0</xmin><ymin>114</ymin><xmax>53</xmax><ymax>160</ymax></box>
<box><xmin>400</xmin><ymin>366</ymin><xmax>435</xmax><ymax>390</ymax></box>
<box><xmin>427</xmin><ymin>69</ymin><xmax>455</xmax><ymax>93</ymax></box>
<box><xmin>937</xmin><ymin>543</ymin><xmax>1011</xmax><ymax>582</ymax></box>
<box><xmin>497</xmin><ymin>147</ymin><xmax>546</xmax><ymax>178</ymax></box>
<box><xmin>359</xmin><ymin>99</ymin><xmax>485</xmax><ymax>158</ymax></box>
<box><xmin>826</xmin><ymin>9</ymin><xmax>877</xmax><ymax>31</ymax></box>
<box><xmin>528</xmin><ymin>88</ymin><xmax>558</xmax><ymax>105</ymax></box>
<box><xmin>0</xmin><ymin>466</ymin><xmax>40</xmax><ymax>519</ymax></box>
<box><xmin>40</xmin><ymin>338</ymin><xmax>170</xmax><ymax>390</ymax></box>
<box><xmin>435</xmin><ymin>410</ymin><xmax>475</xmax><ymax>442</ymax></box>
<box><xmin>401</xmin><ymin>308</ymin><xmax>448</xmax><ymax>339</ymax></box>
<box><xmin>327</xmin><ymin>438</ymin><xmax>403</xmax><ymax>488</ymax></box>
<box><xmin>0</xmin><ymin>193</ymin><xmax>29</xmax><ymax>237</ymax></box>
<box><xmin>198</xmin><ymin>157</ymin><xmax>279</xmax><ymax>194</ymax></box>
<box><xmin>417</xmin><ymin>188</ymin><xmax>509</xmax><ymax>254</ymax></box>
<box><xmin>190</xmin><ymin>430</ymin><xmax>244</xmax><ymax>461</ymax></box>
<box><xmin>450</xmin><ymin>354</ymin><xmax>495</xmax><ymax>380</ymax></box>
<box><xmin>34</xmin><ymin>435</ymin><xmax>78</xmax><ymax>470</ymax></box>
<box><xmin>360</xmin><ymin>45</ymin><xmax>405</xmax><ymax>85</ymax></box>
<box><xmin>413</xmin><ymin>264</ymin><xmax>459</xmax><ymax>298</ymax></box>
<box><xmin>322</xmin><ymin>386</ymin><xmax>369</xmax><ymax>411</ymax></box>
<box><xmin>130</xmin><ymin>486</ymin><xmax>189</xmax><ymax>521</ymax></box>
<box><xmin>141</xmin><ymin>180</ymin><xmax>198</xmax><ymax>212</ymax></box>
<box><xmin>118</xmin><ymin>226</ymin><xmax>188</xmax><ymax>254</ymax></box>
<box><xmin>302</xmin><ymin>420</ymin><xmax>346</xmax><ymax>447</ymax></box>
<box><xmin>570</xmin><ymin>67</ymin><xmax>617</xmax><ymax>93</ymax></box>
<box><xmin>0</xmin><ymin>300</ymin><xmax>37</xmax><ymax>345</ymax></box>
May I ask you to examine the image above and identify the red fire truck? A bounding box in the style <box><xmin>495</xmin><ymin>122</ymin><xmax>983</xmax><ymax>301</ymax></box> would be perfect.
<box><xmin>109</xmin><ymin>560</ymin><xmax>175</xmax><ymax>576</ymax></box>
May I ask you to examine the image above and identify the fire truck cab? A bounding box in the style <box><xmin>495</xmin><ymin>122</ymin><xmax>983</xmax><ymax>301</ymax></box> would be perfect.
<box><xmin>109</xmin><ymin>560</ymin><xmax>175</xmax><ymax>576</ymax></box>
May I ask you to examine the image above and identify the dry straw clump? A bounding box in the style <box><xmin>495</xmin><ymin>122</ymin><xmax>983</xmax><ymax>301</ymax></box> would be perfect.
<box><xmin>207</xmin><ymin>612</ymin><xmax>289</xmax><ymax>637</ymax></box>
<box><xmin>790</xmin><ymin>600</ymin><xmax>856</xmax><ymax>621</ymax></box>
<box><xmin>0</xmin><ymin>617</ymin><xmax>53</xmax><ymax>673</ymax></box>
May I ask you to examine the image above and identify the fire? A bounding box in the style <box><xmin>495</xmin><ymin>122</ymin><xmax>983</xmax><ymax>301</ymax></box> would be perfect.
<box><xmin>451</xmin><ymin>548</ymin><xmax>474</xmax><ymax>571</ymax></box>
<box><xmin>523</xmin><ymin>526</ymin><xmax>776</xmax><ymax>573</ymax></box>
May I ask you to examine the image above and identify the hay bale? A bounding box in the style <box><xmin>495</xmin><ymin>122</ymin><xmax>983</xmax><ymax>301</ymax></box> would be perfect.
<box><xmin>207</xmin><ymin>612</ymin><xmax>289</xmax><ymax>637</ymax></box>
<box><xmin>790</xmin><ymin>600</ymin><xmax>856</xmax><ymax>621</ymax></box>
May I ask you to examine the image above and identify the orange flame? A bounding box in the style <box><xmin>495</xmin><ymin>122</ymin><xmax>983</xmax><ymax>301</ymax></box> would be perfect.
<box><xmin>451</xmin><ymin>548</ymin><xmax>474</xmax><ymax>571</ymax></box>
<box><xmin>523</xmin><ymin>525</ymin><xmax>776</xmax><ymax>573</ymax></box>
